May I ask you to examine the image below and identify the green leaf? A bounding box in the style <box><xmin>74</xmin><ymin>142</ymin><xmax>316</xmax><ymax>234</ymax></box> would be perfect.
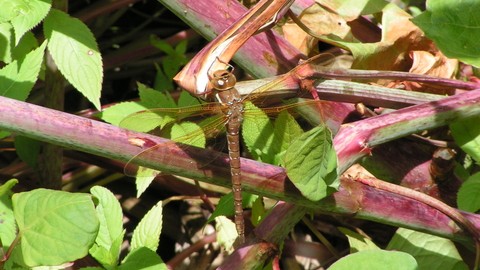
<box><xmin>97</xmin><ymin>102</ymin><xmax>149</xmax><ymax>126</ymax></box>
<box><xmin>272</xmin><ymin>110</ymin><xmax>303</xmax><ymax>166</ymax></box>
<box><xmin>0</xmin><ymin>23</ymin><xmax>14</xmax><ymax>63</ymax></box>
<box><xmin>12</xmin><ymin>31</ymin><xmax>39</xmax><ymax>61</ymax></box>
<box><xmin>0</xmin><ymin>40</ymin><xmax>47</xmax><ymax>100</ymax></box>
<box><xmin>31</xmin><ymin>262</ymin><xmax>75</xmax><ymax>269</ymax></box>
<box><xmin>177</xmin><ymin>90</ymin><xmax>201</xmax><ymax>108</ymax></box>
<box><xmin>44</xmin><ymin>9</ymin><xmax>102</xmax><ymax>110</ymax></box>
<box><xmin>135</xmin><ymin>173</ymin><xmax>156</xmax><ymax>198</ymax></box>
<box><xmin>450</xmin><ymin>116</ymin><xmax>480</xmax><ymax>163</ymax></box>
<box><xmin>285</xmin><ymin>125</ymin><xmax>338</xmax><ymax>201</ymax></box>
<box><xmin>242</xmin><ymin>101</ymin><xmax>275</xmax><ymax>163</ymax></box>
<box><xmin>14</xmin><ymin>136</ymin><xmax>41</xmax><ymax>170</ymax></box>
<box><xmin>0</xmin><ymin>178</ymin><xmax>17</xmax><ymax>197</ymax></box>
<box><xmin>119</xmin><ymin>108</ymin><xmax>175</xmax><ymax>133</ymax></box>
<box><xmin>131</xmin><ymin>201</ymin><xmax>163</xmax><ymax>252</ymax></box>
<box><xmin>12</xmin><ymin>189</ymin><xmax>99</xmax><ymax>267</ymax></box>
<box><xmin>175</xmin><ymin>39</ymin><xmax>188</xmax><ymax>57</ymax></box>
<box><xmin>0</xmin><ymin>23</ymin><xmax>38</xmax><ymax>64</ymax></box>
<box><xmin>215</xmin><ymin>216</ymin><xmax>236</xmax><ymax>253</ymax></box>
<box><xmin>207</xmin><ymin>192</ymin><xmax>258</xmax><ymax>224</ymax></box>
<box><xmin>411</xmin><ymin>0</ymin><xmax>480</xmax><ymax>67</ymax></box>
<box><xmin>11</xmin><ymin>0</ymin><xmax>51</xmax><ymax>45</ymax></box>
<box><xmin>138</xmin><ymin>82</ymin><xmax>176</xmax><ymax>109</ymax></box>
<box><xmin>89</xmin><ymin>186</ymin><xmax>125</xmax><ymax>269</ymax></box>
<box><xmin>327</xmin><ymin>250</ymin><xmax>417</xmax><ymax>270</ymax></box>
<box><xmin>89</xmin><ymin>234</ymin><xmax>124</xmax><ymax>270</ymax></box>
<box><xmin>387</xmin><ymin>228</ymin><xmax>468</xmax><ymax>270</ymax></box>
<box><xmin>0</xmin><ymin>179</ymin><xmax>18</xmax><ymax>253</ymax></box>
<box><xmin>170</xmin><ymin>122</ymin><xmax>205</xmax><ymax>147</ymax></box>
<box><xmin>153</xmin><ymin>63</ymin><xmax>174</xmax><ymax>92</ymax></box>
<box><xmin>338</xmin><ymin>227</ymin><xmax>380</xmax><ymax>253</ymax></box>
<box><xmin>457</xmin><ymin>172</ymin><xmax>480</xmax><ymax>212</ymax></box>
<box><xmin>163</xmin><ymin>55</ymin><xmax>181</xmax><ymax>81</ymax></box>
<box><xmin>250</xmin><ymin>196</ymin><xmax>265</xmax><ymax>227</ymax></box>
<box><xmin>119</xmin><ymin>247</ymin><xmax>166</xmax><ymax>270</ymax></box>
<box><xmin>0</xmin><ymin>0</ymin><xmax>30</xmax><ymax>23</ymax></box>
<box><xmin>150</xmin><ymin>36</ymin><xmax>175</xmax><ymax>55</ymax></box>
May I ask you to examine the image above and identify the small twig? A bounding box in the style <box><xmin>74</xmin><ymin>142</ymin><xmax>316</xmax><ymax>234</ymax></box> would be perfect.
<box><xmin>353</xmin><ymin>175</ymin><xmax>480</xmax><ymax>270</ymax></box>
<box><xmin>301</xmin><ymin>216</ymin><xmax>342</xmax><ymax>259</ymax></box>
<box><xmin>165</xmin><ymin>233</ymin><xmax>217</xmax><ymax>269</ymax></box>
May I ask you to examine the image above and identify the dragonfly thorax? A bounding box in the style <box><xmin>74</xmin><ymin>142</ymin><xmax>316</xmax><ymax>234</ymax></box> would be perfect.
<box><xmin>211</xmin><ymin>70</ymin><xmax>237</xmax><ymax>91</ymax></box>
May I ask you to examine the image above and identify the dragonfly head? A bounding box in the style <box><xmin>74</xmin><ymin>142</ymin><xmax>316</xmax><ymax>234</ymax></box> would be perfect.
<box><xmin>210</xmin><ymin>70</ymin><xmax>237</xmax><ymax>91</ymax></box>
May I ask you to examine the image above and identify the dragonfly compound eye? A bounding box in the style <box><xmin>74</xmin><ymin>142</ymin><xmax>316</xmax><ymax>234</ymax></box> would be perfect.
<box><xmin>211</xmin><ymin>70</ymin><xmax>237</xmax><ymax>91</ymax></box>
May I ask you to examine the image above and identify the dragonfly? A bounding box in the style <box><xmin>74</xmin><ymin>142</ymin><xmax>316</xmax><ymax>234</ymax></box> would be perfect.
<box><xmin>121</xmin><ymin>54</ymin><xmax>334</xmax><ymax>244</ymax></box>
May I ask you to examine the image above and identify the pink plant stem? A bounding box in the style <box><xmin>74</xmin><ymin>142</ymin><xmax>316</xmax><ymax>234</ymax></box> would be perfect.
<box><xmin>354</xmin><ymin>176</ymin><xmax>480</xmax><ymax>270</ymax></box>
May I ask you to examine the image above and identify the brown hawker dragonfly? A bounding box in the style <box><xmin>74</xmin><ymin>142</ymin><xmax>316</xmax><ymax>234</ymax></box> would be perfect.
<box><xmin>120</xmin><ymin>55</ymin><xmax>334</xmax><ymax>244</ymax></box>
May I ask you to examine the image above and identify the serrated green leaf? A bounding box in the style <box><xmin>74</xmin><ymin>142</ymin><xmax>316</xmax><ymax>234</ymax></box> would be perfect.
<box><xmin>14</xmin><ymin>136</ymin><xmax>41</xmax><ymax>170</ymax></box>
<box><xmin>119</xmin><ymin>108</ymin><xmax>176</xmax><ymax>133</ymax></box>
<box><xmin>153</xmin><ymin>63</ymin><xmax>173</xmax><ymax>92</ymax></box>
<box><xmin>90</xmin><ymin>233</ymin><xmax>124</xmax><ymax>270</ymax></box>
<box><xmin>285</xmin><ymin>125</ymin><xmax>338</xmax><ymax>201</ymax></box>
<box><xmin>135</xmin><ymin>172</ymin><xmax>156</xmax><ymax>198</ymax></box>
<box><xmin>12</xmin><ymin>189</ymin><xmax>99</xmax><ymax>267</ymax></box>
<box><xmin>119</xmin><ymin>247</ymin><xmax>166</xmax><ymax>270</ymax></box>
<box><xmin>215</xmin><ymin>216</ymin><xmax>236</xmax><ymax>253</ymax></box>
<box><xmin>450</xmin><ymin>116</ymin><xmax>480</xmax><ymax>163</ymax></box>
<box><xmin>177</xmin><ymin>90</ymin><xmax>201</xmax><ymax>108</ymax></box>
<box><xmin>90</xmin><ymin>186</ymin><xmax>124</xmax><ymax>250</ymax></box>
<box><xmin>0</xmin><ymin>179</ymin><xmax>17</xmax><ymax>253</ymax></box>
<box><xmin>150</xmin><ymin>36</ymin><xmax>175</xmax><ymax>55</ymax></box>
<box><xmin>0</xmin><ymin>22</ymin><xmax>13</xmax><ymax>63</ymax></box>
<box><xmin>0</xmin><ymin>40</ymin><xmax>46</xmax><ymax>100</ymax></box>
<box><xmin>273</xmin><ymin>110</ymin><xmax>303</xmax><ymax>166</ymax></box>
<box><xmin>97</xmin><ymin>102</ymin><xmax>149</xmax><ymax>126</ymax></box>
<box><xmin>163</xmin><ymin>55</ymin><xmax>181</xmax><ymax>81</ymax></box>
<box><xmin>131</xmin><ymin>201</ymin><xmax>163</xmax><ymax>252</ymax></box>
<box><xmin>175</xmin><ymin>39</ymin><xmax>188</xmax><ymax>57</ymax></box>
<box><xmin>89</xmin><ymin>187</ymin><xmax>125</xmax><ymax>269</ymax></box>
<box><xmin>11</xmin><ymin>0</ymin><xmax>51</xmax><ymax>45</ymax></box>
<box><xmin>12</xmin><ymin>31</ymin><xmax>38</xmax><ymax>61</ymax></box>
<box><xmin>138</xmin><ymin>82</ymin><xmax>176</xmax><ymax>108</ymax></box>
<box><xmin>457</xmin><ymin>172</ymin><xmax>480</xmax><ymax>212</ymax></box>
<box><xmin>89</xmin><ymin>186</ymin><xmax>125</xmax><ymax>269</ymax></box>
<box><xmin>411</xmin><ymin>0</ymin><xmax>480</xmax><ymax>67</ymax></box>
<box><xmin>44</xmin><ymin>9</ymin><xmax>102</xmax><ymax>110</ymax></box>
<box><xmin>0</xmin><ymin>0</ymin><xmax>29</xmax><ymax>23</ymax></box>
<box><xmin>387</xmin><ymin>228</ymin><xmax>468</xmax><ymax>270</ymax></box>
<box><xmin>327</xmin><ymin>250</ymin><xmax>417</xmax><ymax>270</ymax></box>
<box><xmin>338</xmin><ymin>227</ymin><xmax>380</xmax><ymax>253</ymax></box>
<box><xmin>207</xmin><ymin>192</ymin><xmax>257</xmax><ymax>224</ymax></box>
<box><xmin>171</xmin><ymin>122</ymin><xmax>205</xmax><ymax>147</ymax></box>
<box><xmin>242</xmin><ymin>101</ymin><xmax>275</xmax><ymax>163</ymax></box>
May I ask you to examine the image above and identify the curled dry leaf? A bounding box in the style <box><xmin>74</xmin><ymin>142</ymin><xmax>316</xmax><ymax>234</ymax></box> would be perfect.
<box><xmin>283</xmin><ymin>3</ymin><xmax>352</xmax><ymax>55</ymax></box>
<box><xmin>283</xmin><ymin>1</ymin><xmax>459</xmax><ymax>94</ymax></box>
<box><xmin>404</xmin><ymin>50</ymin><xmax>458</xmax><ymax>95</ymax></box>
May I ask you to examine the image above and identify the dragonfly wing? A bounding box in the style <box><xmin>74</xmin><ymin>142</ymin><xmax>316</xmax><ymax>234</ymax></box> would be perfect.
<box><xmin>123</xmin><ymin>108</ymin><xmax>230</xmax><ymax>197</ymax></box>
<box><xmin>120</xmin><ymin>109</ymin><xmax>178</xmax><ymax>132</ymax></box>
<box><xmin>241</xmin><ymin>101</ymin><xmax>275</xmax><ymax>163</ymax></box>
<box><xmin>240</xmin><ymin>53</ymin><xmax>336</xmax><ymax>101</ymax></box>
<box><xmin>120</xmin><ymin>103</ymin><xmax>226</xmax><ymax>133</ymax></box>
<box><xmin>242</xmin><ymin>99</ymin><xmax>326</xmax><ymax>165</ymax></box>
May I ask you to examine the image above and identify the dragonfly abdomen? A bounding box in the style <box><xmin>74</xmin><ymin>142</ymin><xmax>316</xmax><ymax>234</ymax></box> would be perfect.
<box><xmin>226</xmin><ymin>107</ymin><xmax>244</xmax><ymax>243</ymax></box>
